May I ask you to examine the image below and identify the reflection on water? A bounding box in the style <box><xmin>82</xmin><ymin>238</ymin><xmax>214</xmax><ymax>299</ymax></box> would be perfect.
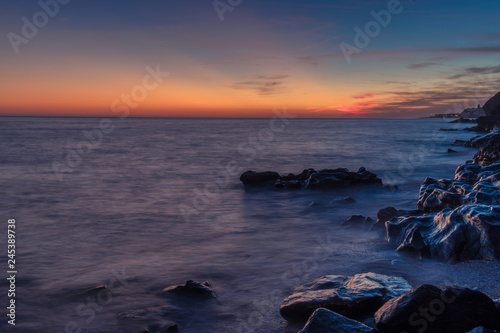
<box><xmin>1</xmin><ymin>117</ymin><xmax>498</xmax><ymax>332</ymax></box>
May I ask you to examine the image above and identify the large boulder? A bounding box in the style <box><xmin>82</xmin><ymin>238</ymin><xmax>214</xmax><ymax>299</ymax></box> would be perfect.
<box><xmin>298</xmin><ymin>308</ymin><xmax>375</xmax><ymax>333</ymax></box>
<box><xmin>385</xmin><ymin>161</ymin><xmax>500</xmax><ymax>261</ymax></box>
<box><xmin>239</xmin><ymin>167</ymin><xmax>382</xmax><ymax>190</ymax></box>
<box><xmin>239</xmin><ymin>171</ymin><xmax>281</xmax><ymax>185</ymax></box>
<box><xmin>374</xmin><ymin>284</ymin><xmax>500</xmax><ymax>333</ymax></box>
<box><xmin>387</xmin><ymin>204</ymin><xmax>500</xmax><ymax>260</ymax></box>
<box><xmin>279</xmin><ymin>272</ymin><xmax>412</xmax><ymax>322</ymax></box>
<box><xmin>467</xmin><ymin>131</ymin><xmax>500</xmax><ymax>166</ymax></box>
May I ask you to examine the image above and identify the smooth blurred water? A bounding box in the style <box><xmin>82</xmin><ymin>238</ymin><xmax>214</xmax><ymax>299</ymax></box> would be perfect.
<box><xmin>1</xmin><ymin>117</ymin><xmax>499</xmax><ymax>333</ymax></box>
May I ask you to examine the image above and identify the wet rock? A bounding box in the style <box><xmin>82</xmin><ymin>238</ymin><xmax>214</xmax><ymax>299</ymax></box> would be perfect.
<box><xmin>371</xmin><ymin>207</ymin><xmax>420</xmax><ymax>230</ymax></box>
<box><xmin>239</xmin><ymin>171</ymin><xmax>280</xmax><ymax>185</ymax></box>
<box><xmin>453</xmin><ymin>139</ymin><xmax>468</xmax><ymax>146</ymax></box>
<box><xmin>374</xmin><ymin>284</ymin><xmax>500</xmax><ymax>333</ymax></box>
<box><xmin>448</xmin><ymin>148</ymin><xmax>458</xmax><ymax>153</ymax></box>
<box><xmin>440</xmin><ymin>128</ymin><xmax>459</xmax><ymax>131</ymax></box>
<box><xmin>467</xmin><ymin>130</ymin><xmax>500</xmax><ymax>166</ymax></box>
<box><xmin>305</xmin><ymin>168</ymin><xmax>381</xmax><ymax>189</ymax></box>
<box><xmin>240</xmin><ymin>167</ymin><xmax>382</xmax><ymax>190</ymax></box>
<box><xmin>298</xmin><ymin>308</ymin><xmax>375</xmax><ymax>333</ymax></box>
<box><xmin>161</xmin><ymin>280</ymin><xmax>216</xmax><ymax>298</ymax></box>
<box><xmin>450</xmin><ymin>118</ymin><xmax>475</xmax><ymax>123</ymax></box>
<box><xmin>280</xmin><ymin>272</ymin><xmax>412</xmax><ymax>322</ymax></box>
<box><xmin>341</xmin><ymin>215</ymin><xmax>374</xmax><ymax>227</ymax></box>
<box><xmin>387</xmin><ymin>204</ymin><xmax>500</xmax><ymax>260</ymax></box>
<box><xmin>332</xmin><ymin>196</ymin><xmax>357</xmax><ymax>204</ymax></box>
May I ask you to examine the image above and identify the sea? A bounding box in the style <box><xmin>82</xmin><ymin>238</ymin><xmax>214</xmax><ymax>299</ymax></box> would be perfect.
<box><xmin>1</xmin><ymin>117</ymin><xmax>499</xmax><ymax>333</ymax></box>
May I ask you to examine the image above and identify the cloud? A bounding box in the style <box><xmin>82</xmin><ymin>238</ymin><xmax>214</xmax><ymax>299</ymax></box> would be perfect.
<box><xmin>229</xmin><ymin>75</ymin><xmax>289</xmax><ymax>95</ymax></box>
<box><xmin>297</xmin><ymin>45</ymin><xmax>500</xmax><ymax>65</ymax></box>
<box><xmin>447</xmin><ymin>65</ymin><xmax>500</xmax><ymax>80</ymax></box>
<box><xmin>406</xmin><ymin>62</ymin><xmax>440</xmax><ymax>70</ymax></box>
<box><xmin>353</xmin><ymin>93</ymin><xmax>374</xmax><ymax>100</ymax></box>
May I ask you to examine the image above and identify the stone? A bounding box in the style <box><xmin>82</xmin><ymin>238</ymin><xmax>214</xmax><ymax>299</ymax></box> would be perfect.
<box><xmin>298</xmin><ymin>308</ymin><xmax>375</xmax><ymax>333</ymax></box>
<box><xmin>239</xmin><ymin>171</ymin><xmax>281</xmax><ymax>185</ymax></box>
<box><xmin>160</xmin><ymin>280</ymin><xmax>216</xmax><ymax>298</ymax></box>
<box><xmin>280</xmin><ymin>272</ymin><xmax>412</xmax><ymax>322</ymax></box>
<box><xmin>341</xmin><ymin>215</ymin><xmax>374</xmax><ymax>227</ymax></box>
<box><xmin>374</xmin><ymin>284</ymin><xmax>500</xmax><ymax>333</ymax></box>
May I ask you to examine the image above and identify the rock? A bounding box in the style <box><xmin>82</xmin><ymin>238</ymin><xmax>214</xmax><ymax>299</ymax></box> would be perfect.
<box><xmin>342</xmin><ymin>215</ymin><xmax>374</xmax><ymax>227</ymax></box>
<box><xmin>298</xmin><ymin>308</ymin><xmax>375</xmax><ymax>333</ymax></box>
<box><xmin>483</xmin><ymin>91</ymin><xmax>500</xmax><ymax>117</ymax></box>
<box><xmin>469</xmin><ymin>92</ymin><xmax>500</xmax><ymax>132</ymax></box>
<box><xmin>240</xmin><ymin>167</ymin><xmax>382</xmax><ymax>190</ymax></box>
<box><xmin>374</xmin><ymin>284</ymin><xmax>500</xmax><ymax>333</ymax></box>
<box><xmin>279</xmin><ymin>272</ymin><xmax>412</xmax><ymax>322</ymax></box>
<box><xmin>240</xmin><ymin>171</ymin><xmax>280</xmax><ymax>185</ymax></box>
<box><xmin>440</xmin><ymin>128</ymin><xmax>459</xmax><ymax>131</ymax></box>
<box><xmin>451</xmin><ymin>117</ymin><xmax>476</xmax><ymax>123</ymax></box>
<box><xmin>385</xmin><ymin>159</ymin><xmax>500</xmax><ymax>261</ymax></box>
<box><xmin>453</xmin><ymin>139</ymin><xmax>468</xmax><ymax>146</ymax></box>
<box><xmin>387</xmin><ymin>204</ymin><xmax>500</xmax><ymax>260</ymax></box>
<box><xmin>333</xmin><ymin>196</ymin><xmax>357</xmax><ymax>204</ymax></box>
<box><xmin>305</xmin><ymin>168</ymin><xmax>382</xmax><ymax>189</ymax></box>
<box><xmin>371</xmin><ymin>207</ymin><xmax>420</xmax><ymax>230</ymax></box>
<box><xmin>448</xmin><ymin>148</ymin><xmax>458</xmax><ymax>153</ymax></box>
<box><xmin>161</xmin><ymin>280</ymin><xmax>216</xmax><ymax>298</ymax></box>
<box><xmin>467</xmin><ymin>130</ymin><xmax>500</xmax><ymax>166</ymax></box>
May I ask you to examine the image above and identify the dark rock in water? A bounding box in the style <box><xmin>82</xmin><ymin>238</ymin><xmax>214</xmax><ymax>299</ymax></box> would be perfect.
<box><xmin>440</xmin><ymin>128</ymin><xmax>459</xmax><ymax>131</ymax></box>
<box><xmin>240</xmin><ymin>171</ymin><xmax>280</xmax><ymax>185</ymax></box>
<box><xmin>467</xmin><ymin>130</ymin><xmax>500</xmax><ymax>166</ymax></box>
<box><xmin>453</xmin><ymin>139</ymin><xmax>468</xmax><ymax>146</ymax></box>
<box><xmin>275</xmin><ymin>179</ymin><xmax>302</xmax><ymax>189</ymax></box>
<box><xmin>161</xmin><ymin>280</ymin><xmax>216</xmax><ymax>298</ymax></box>
<box><xmin>298</xmin><ymin>308</ymin><xmax>375</xmax><ymax>333</ymax></box>
<box><xmin>448</xmin><ymin>148</ymin><xmax>458</xmax><ymax>153</ymax></box>
<box><xmin>305</xmin><ymin>168</ymin><xmax>381</xmax><ymax>189</ymax></box>
<box><xmin>371</xmin><ymin>207</ymin><xmax>420</xmax><ymax>230</ymax></box>
<box><xmin>140</xmin><ymin>322</ymin><xmax>179</xmax><ymax>333</ymax></box>
<box><xmin>342</xmin><ymin>215</ymin><xmax>374</xmax><ymax>227</ymax></box>
<box><xmin>450</xmin><ymin>117</ymin><xmax>475</xmax><ymax>123</ymax></box>
<box><xmin>374</xmin><ymin>284</ymin><xmax>500</xmax><ymax>333</ymax></box>
<box><xmin>240</xmin><ymin>167</ymin><xmax>382</xmax><ymax>190</ymax></box>
<box><xmin>279</xmin><ymin>272</ymin><xmax>412</xmax><ymax>322</ymax></box>
<box><xmin>333</xmin><ymin>196</ymin><xmax>357</xmax><ymax>204</ymax></box>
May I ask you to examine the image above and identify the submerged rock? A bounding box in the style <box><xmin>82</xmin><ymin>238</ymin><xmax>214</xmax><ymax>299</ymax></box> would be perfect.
<box><xmin>298</xmin><ymin>308</ymin><xmax>375</xmax><ymax>333</ymax></box>
<box><xmin>161</xmin><ymin>280</ymin><xmax>216</xmax><ymax>298</ymax></box>
<box><xmin>374</xmin><ymin>284</ymin><xmax>500</xmax><ymax>333</ymax></box>
<box><xmin>280</xmin><ymin>272</ymin><xmax>412</xmax><ymax>322</ymax></box>
<box><xmin>239</xmin><ymin>167</ymin><xmax>382</xmax><ymax>190</ymax></box>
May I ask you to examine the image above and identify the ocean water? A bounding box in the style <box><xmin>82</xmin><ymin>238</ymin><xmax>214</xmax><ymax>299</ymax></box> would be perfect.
<box><xmin>1</xmin><ymin>117</ymin><xmax>499</xmax><ymax>333</ymax></box>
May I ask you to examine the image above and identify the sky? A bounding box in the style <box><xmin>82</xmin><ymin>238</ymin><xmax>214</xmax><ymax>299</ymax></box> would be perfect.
<box><xmin>1</xmin><ymin>0</ymin><xmax>500</xmax><ymax>118</ymax></box>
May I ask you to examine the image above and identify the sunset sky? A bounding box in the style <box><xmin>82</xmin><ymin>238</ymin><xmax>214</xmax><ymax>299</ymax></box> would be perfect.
<box><xmin>1</xmin><ymin>0</ymin><xmax>500</xmax><ymax>117</ymax></box>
